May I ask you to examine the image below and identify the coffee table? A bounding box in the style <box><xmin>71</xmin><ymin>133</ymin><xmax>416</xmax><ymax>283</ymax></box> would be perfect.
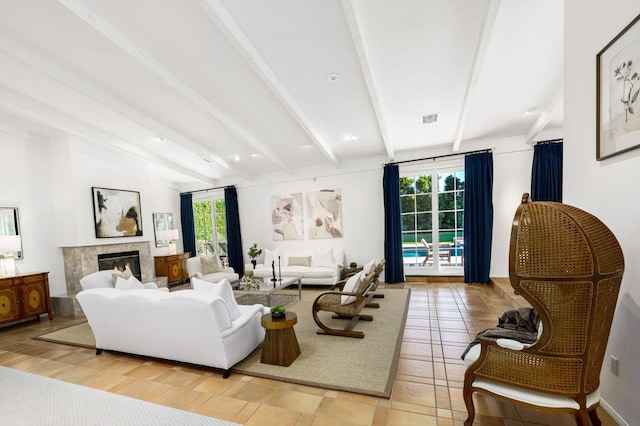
<box><xmin>237</xmin><ymin>275</ymin><xmax>302</xmax><ymax>306</ymax></box>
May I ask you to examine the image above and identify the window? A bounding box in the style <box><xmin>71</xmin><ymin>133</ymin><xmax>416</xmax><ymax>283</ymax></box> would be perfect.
<box><xmin>193</xmin><ymin>194</ymin><xmax>227</xmax><ymax>259</ymax></box>
<box><xmin>400</xmin><ymin>167</ymin><xmax>464</xmax><ymax>274</ymax></box>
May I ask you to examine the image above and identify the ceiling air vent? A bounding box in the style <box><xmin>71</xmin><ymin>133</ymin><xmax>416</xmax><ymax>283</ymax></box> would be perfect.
<box><xmin>422</xmin><ymin>113</ymin><xmax>439</xmax><ymax>124</ymax></box>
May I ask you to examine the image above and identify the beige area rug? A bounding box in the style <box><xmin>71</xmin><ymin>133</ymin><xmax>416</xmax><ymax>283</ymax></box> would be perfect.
<box><xmin>33</xmin><ymin>289</ymin><xmax>410</xmax><ymax>398</ymax></box>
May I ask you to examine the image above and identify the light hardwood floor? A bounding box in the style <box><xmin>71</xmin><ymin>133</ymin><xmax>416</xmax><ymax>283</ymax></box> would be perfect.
<box><xmin>0</xmin><ymin>279</ymin><xmax>618</xmax><ymax>425</ymax></box>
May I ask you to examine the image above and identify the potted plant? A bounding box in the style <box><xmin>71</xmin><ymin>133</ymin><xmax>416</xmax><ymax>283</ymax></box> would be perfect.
<box><xmin>248</xmin><ymin>243</ymin><xmax>262</xmax><ymax>268</ymax></box>
<box><xmin>270</xmin><ymin>305</ymin><xmax>286</xmax><ymax>319</ymax></box>
<box><xmin>349</xmin><ymin>261</ymin><xmax>358</xmax><ymax>268</ymax></box>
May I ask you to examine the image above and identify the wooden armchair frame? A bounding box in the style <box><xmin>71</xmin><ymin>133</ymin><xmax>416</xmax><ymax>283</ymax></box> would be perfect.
<box><xmin>463</xmin><ymin>194</ymin><xmax>624</xmax><ymax>425</ymax></box>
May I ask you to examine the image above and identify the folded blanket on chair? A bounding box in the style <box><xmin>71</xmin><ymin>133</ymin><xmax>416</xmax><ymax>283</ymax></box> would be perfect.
<box><xmin>461</xmin><ymin>307</ymin><xmax>540</xmax><ymax>359</ymax></box>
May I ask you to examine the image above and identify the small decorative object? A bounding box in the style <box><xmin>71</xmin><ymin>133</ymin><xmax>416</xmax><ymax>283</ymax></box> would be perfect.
<box><xmin>248</xmin><ymin>243</ymin><xmax>262</xmax><ymax>268</ymax></box>
<box><xmin>239</xmin><ymin>275</ymin><xmax>260</xmax><ymax>291</ymax></box>
<box><xmin>270</xmin><ymin>260</ymin><xmax>278</xmax><ymax>284</ymax></box>
<box><xmin>349</xmin><ymin>261</ymin><xmax>357</xmax><ymax>268</ymax></box>
<box><xmin>270</xmin><ymin>305</ymin><xmax>286</xmax><ymax>319</ymax></box>
<box><xmin>596</xmin><ymin>12</ymin><xmax>640</xmax><ymax>160</ymax></box>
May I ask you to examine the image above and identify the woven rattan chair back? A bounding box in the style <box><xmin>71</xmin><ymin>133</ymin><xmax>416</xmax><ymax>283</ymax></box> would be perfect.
<box><xmin>463</xmin><ymin>194</ymin><xmax>624</xmax><ymax>426</ymax></box>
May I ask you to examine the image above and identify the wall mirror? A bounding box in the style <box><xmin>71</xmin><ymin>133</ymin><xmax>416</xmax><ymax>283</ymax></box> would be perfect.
<box><xmin>153</xmin><ymin>213</ymin><xmax>174</xmax><ymax>248</ymax></box>
<box><xmin>0</xmin><ymin>207</ymin><xmax>23</xmax><ymax>259</ymax></box>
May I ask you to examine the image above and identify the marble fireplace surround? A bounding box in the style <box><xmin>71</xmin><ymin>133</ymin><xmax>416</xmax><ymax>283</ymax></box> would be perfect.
<box><xmin>53</xmin><ymin>242</ymin><xmax>153</xmax><ymax>316</ymax></box>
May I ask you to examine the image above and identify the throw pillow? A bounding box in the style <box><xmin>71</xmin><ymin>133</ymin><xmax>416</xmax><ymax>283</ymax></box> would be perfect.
<box><xmin>264</xmin><ymin>248</ymin><xmax>279</xmax><ymax>267</ymax></box>
<box><xmin>312</xmin><ymin>247</ymin><xmax>334</xmax><ymax>267</ymax></box>
<box><xmin>362</xmin><ymin>258</ymin><xmax>377</xmax><ymax>275</ymax></box>
<box><xmin>111</xmin><ymin>266</ymin><xmax>133</xmax><ymax>285</ymax></box>
<box><xmin>288</xmin><ymin>256</ymin><xmax>312</xmax><ymax>267</ymax></box>
<box><xmin>201</xmin><ymin>256</ymin><xmax>220</xmax><ymax>275</ymax></box>
<box><xmin>115</xmin><ymin>275</ymin><xmax>145</xmax><ymax>290</ymax></box>
<box><xmin>341</xmin><ymin>271</ymin><xmax>363</xmax><ymax>305</ymax></box>
<box><xmin>192</xmin><ymin>277</ymin><xmax>242</xmax><ymax>320</ymax></box>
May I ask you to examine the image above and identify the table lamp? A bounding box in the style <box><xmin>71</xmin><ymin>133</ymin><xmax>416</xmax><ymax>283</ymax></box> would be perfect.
<box><xmin>157</xmin><ymin>229</ymin><xmax>180</xmax><ymax>255</ymax></box>
<box><xmin>0</xmin><ymin>235</ymin><xmax>22</xmax><ymax>277</ymax></box>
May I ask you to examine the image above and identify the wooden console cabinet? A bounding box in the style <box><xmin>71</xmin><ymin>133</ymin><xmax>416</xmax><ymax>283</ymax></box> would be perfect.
<box><xmin>154</xmin><ymin>253</ymin><xmax>189</xmax><ymax>286</ymax></box>
<box><xmin>0</xmin><ymin>272</ymin><xmax>52</xmax><ymax>325</ymax></box>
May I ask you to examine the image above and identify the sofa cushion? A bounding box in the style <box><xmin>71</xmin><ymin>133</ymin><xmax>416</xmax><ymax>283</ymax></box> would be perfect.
<box><xmin>201</xmin><ymin>256</ymin><xmax>220</xmax><ymax>274</ymax></box>
<box><xmin>192</xmin><ymin>277</ymin><xmax>242</xmax><ymax>320</ymax></box>
<box><xmin>341</xmin><ymin>271</ymin><xmax>363</xmax><ymax>305</ymax></box>
<box><xmin>263</xmin><ymin>248</ymin><xmax>279</xmax><ymax>266</ymax></box>
<box><xmin>288</xmin><ymin>256</ymin><xmax>312</xmax><ymax>267</ymax></box>
<box><xmin>115</xmin><ymin>275</ymin><xmax>145</xmax><ymax>290</ymax></box>
<box><xmin>301</xmin><ymin>267</ymin><xmax>336</xmax><ymax>278</ymax></box>
<box><xmin>312</xmin><ymin>247</ymin><xmax>334</xmax><ymax>267</ymax></box>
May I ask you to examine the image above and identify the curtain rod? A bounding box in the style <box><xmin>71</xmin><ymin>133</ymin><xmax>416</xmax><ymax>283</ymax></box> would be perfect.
<box><xmin>180</xmin><ymin>185</ymin><xmax>233</xmax><ymax>196</ymax></box>
<box><xmin>534</xmin><ymin>138</ymin><xmax>563</xmax><ymax>145</ymax></box>
<box><xmin>387</xmin><ymin>148</ymin><xmax>492</xmax><ymax>166</ymax></box>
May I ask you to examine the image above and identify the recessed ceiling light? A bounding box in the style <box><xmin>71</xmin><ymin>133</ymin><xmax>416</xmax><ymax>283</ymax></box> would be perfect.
<box><xmin>327</xmin><ymin>73</ymin><xmax>340</xmax><ymax>82</ymax></box>
<box><xmin>250</xmin><ymin>153</ymin><xmax>259</xmax><ymax>158</ymax></box>
<box><xmin>524</xmin><ymin>108</ymin><xmax>538</xmax><ymax>115</ymax></box>
<box><xmin>154</xmin><ymin>136</ymin><xmax>165</xmax><ymax>144</ymax></box>
<box><xmin>232</xmin><ymin>154</ymin><xmax>240</xmax><ymax>162</ymax></box>
<box><xmin>301</xmin><ymin>144</ymin><xmax>313</xmax><ymax>149</ymax></box>
<box><xmin>343</xmin><ymin>134</ymin><xmax>358</xmax><ymax>142</ymax></box>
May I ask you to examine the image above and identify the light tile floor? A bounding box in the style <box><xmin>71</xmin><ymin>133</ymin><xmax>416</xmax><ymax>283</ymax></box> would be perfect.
<box><xmin>0</xmin><ymin>279</ymin><xmax>618</xmax><ymax>425</ymax></box>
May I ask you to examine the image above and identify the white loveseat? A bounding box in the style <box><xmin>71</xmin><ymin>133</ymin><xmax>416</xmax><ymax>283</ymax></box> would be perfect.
<box><xmin>186</xmin><ymin>255</ymin><xmax>239</xmax><ymax>283</ymax></box>
<box><xmin>76</xmin><ymin>283</ymin><xmax>265</xmax><ymax>377</ymax></box>
<box><xmin>253</xmin><ymin>247</ymin><xmax>343</xmax><ymax>285</ymax></box>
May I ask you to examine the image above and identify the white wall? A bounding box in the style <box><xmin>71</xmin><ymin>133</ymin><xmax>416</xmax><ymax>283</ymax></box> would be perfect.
<box><xmin>236</xmin><ymin>165</ymin><xmax>384</xmax><ymax>268</ymax></box>
<box><xmin>0</xmin><ymin>130</ymin><xmax>182</xmax><ymax>296</ymax></box>
<box><xmin>566</xmin><ymin>1</ymin><xmax>640</xmax><ymax>424</ymax></box>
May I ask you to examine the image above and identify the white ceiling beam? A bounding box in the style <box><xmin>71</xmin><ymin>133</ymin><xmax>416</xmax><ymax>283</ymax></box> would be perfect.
<box><xmin>0</xmin><ymin>34</ymin><xmax>252</xmax><ymax>181</ymax></box>
<box><xmin>197</xmin><ymin>0</ymin><xmax>341</xmax><ymax>168</ymax></box>
<box><xmin>0</xmin><ymin>84</ymin><xmax>217</xmax><ymax>186</ymax></box>
<box><xmin>525</xmin><ymin>89</ymin><xmax>563</xmax><ymax>144</ymax></box>
<box><xmin>54</xmin><ymin>0</ymin><xmax>292</xmax><ymax>175</ymax></box>
<box><xmin>452</xmin><ymin>0</ymin><xmax>501</xmax><ymax>152</ymax></box>
<box><xmin>341</xmin><ymin>0</ymin><xmax>395</xmax><ymax>160</ymax></box>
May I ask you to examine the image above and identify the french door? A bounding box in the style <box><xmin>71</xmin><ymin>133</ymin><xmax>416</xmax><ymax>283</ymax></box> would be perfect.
<box><xmin>400</xmin><ymin>166</ymin><xmax>465</xmax><ymax>275</ymax></box>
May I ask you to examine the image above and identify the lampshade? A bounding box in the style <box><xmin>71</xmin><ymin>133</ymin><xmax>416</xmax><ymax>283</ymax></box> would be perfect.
<box><xmin>157</xmin><ymin>229</ymin><xmax>179</xmax><ymax>242</ymax></box>
<box><xmin>0</xmin><ymin>235</ymin><xmax>22</xmax><ymax>253</ymax></box>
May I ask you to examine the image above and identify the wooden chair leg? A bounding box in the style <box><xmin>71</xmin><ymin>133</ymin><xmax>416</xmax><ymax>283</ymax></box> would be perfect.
<box><xmin>588</xmin><ymin>408</ymin><xmax>602</xmax><ymax>426</ymax></box>
<box><xmin>313</xmin><ymin>306</ymin><xmax>366</xmax><ymax>338</ymax></box>
<box><xmin>462</xmin><ymin>384</ymin><xmax>475</xmax><ymax>426</ymax></box>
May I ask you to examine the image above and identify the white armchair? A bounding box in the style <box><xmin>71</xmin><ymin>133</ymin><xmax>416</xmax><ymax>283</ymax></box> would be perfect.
<box><xmin>186</xmin><ymin>255</ymin><xmax>239</xmax><ymax>284</ymax></box>
<box><xmin>79</xmin><ymin>270</ymin><xmax>165</xmax><ymax>291</ymax></box>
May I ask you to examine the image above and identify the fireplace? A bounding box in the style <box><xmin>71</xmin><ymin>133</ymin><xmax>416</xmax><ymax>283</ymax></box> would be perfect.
<box><xmin>98</xmin><ymin>251</ymin><xmax>141</xmax><ymax>281</ymax></box>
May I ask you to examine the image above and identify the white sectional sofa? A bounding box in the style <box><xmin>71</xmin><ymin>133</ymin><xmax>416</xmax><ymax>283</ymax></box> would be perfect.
<box><xmin>76</xmin><ymin>282</ymin><xmax>266</xmax><ymax>377</ymax></box>
<box><xmin>252</xmin><ymin>246</ymin><xmax>343</xmax><ymax>285</ymax></box>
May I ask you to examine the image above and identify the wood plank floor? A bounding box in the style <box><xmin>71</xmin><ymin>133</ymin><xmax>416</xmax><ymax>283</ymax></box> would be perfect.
<box><xmin>0</xmin><ymin>280</ymin><xmax>618</xmax><ymax>425</ymax></box>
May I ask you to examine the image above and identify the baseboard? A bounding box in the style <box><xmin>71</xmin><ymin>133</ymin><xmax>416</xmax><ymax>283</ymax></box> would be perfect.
<box><xmin>600</xmin><ymin>398</ymin><xmax>629</xmax><ymax>426</ymax></box>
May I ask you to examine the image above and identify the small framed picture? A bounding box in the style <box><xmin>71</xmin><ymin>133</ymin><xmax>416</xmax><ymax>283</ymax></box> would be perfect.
<box><xmin>597</xmin><ymin>12</ymin><xmax>640</xmax><ymax>160</ymax></box>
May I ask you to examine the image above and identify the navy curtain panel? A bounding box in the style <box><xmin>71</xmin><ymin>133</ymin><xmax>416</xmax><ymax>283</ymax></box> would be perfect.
<box><xmin>224</xmin><ymin>186</ymin><xmax>244</xmax><ymax>277</ymax></box>
<box><xmin>383</xmin><ymin>163</ymin><xmax>405</xmax><ymax>283</ymax></box>
<box><xmin>531</xmin><ymin>141</ymin><xmax>563</xmax><ymax>202</ymax></box>
<box><xmin>180</xmin><ymin>193</ymin><xmax>196</xmax><ymax>257</ymax></box>
<box><xmin>463</xmin><ymin>152</ymin><xmax>494</xmax><ymax>284</ymax></box>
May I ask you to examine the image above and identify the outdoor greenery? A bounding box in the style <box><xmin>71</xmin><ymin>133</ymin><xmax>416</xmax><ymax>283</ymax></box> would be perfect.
<box><xmin>400</xmin><ymin>171</ymin><xmax>464</xmax><ymax>247</ymax></box>
<box><xmin>194</xmin><ymin>199</ymin><xmax>227</xmax><ymax>256</ymax></box>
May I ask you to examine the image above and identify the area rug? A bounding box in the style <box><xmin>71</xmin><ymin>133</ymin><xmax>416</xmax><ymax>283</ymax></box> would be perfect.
<box><xmin>34</xmin><ymin>289</ymin><xmax>410</xmax><ymax>398</ymax></box>
<box><xmin>232</xmin><ymin>288</ymin><xmax>410</xmax><ymax>398</ymax></box>
<box><xmin>0</xmin><ymin>366</ymin><xmax>239</xmax><ymax>426</ymax></box>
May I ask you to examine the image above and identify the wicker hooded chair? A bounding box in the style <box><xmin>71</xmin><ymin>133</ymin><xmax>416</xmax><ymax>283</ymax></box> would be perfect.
<box><xmin>463</xmin><ymin>194</ymin><xmax>624</xmax><ymax>425</ymax></box>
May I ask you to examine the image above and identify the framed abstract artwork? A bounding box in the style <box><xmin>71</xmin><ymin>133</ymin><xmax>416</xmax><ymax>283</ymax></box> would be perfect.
<box><xmin>306</xmin><ymin>189</ymin><xmax>343</xmax><ymax>239</ymax></box>
<box><xmin>271</xmin><ymin>192</ymin><xmax>303</xmax><ymax>240</ymax></box>
<box><xmin>597</xmin><ymin>12</ymin><xmax>640</xmax><ymax>160</ymax></box>
<box><xmin>92</xmin><ymin>187</ymin><xmax>143</xmax><ymax>238</ymax></box>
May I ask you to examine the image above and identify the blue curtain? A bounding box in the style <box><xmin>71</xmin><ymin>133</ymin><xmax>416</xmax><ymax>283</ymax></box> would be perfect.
<box><xmin>180</xmin><ymin>193</ymin><xmax>196</xmax><ymax>257</ymax></box>
<box><xmin>383</xmin><ymin>163</ymin><xmax>405</xmax><ymax>283</ymax></box>
<box><xmin>463</xmin><ymin>152</ymin><xmax>493</xmax><ymax>284</ymax></box>
<box><xmin>531</xmin><ymin>141</ymin><xmax>563</xmax><ymax>202</ymax></box>
<box><xmin>224</xmin><ymin>186</ymin><xmax>244</xmax><ymax>277</ymax></box>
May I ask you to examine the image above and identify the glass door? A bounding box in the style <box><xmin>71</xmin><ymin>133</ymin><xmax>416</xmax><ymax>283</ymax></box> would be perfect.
<box><xmin>401</xmin><ymin>167</ymin><xmax>464</xmax><ymax>275</ymax></box>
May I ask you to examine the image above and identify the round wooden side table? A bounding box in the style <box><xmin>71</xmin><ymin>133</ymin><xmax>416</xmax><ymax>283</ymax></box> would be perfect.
<box><xmin>260</xmin><ymin>311</ymin><xmax>301</xmax><ymax>366</ymax></box>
